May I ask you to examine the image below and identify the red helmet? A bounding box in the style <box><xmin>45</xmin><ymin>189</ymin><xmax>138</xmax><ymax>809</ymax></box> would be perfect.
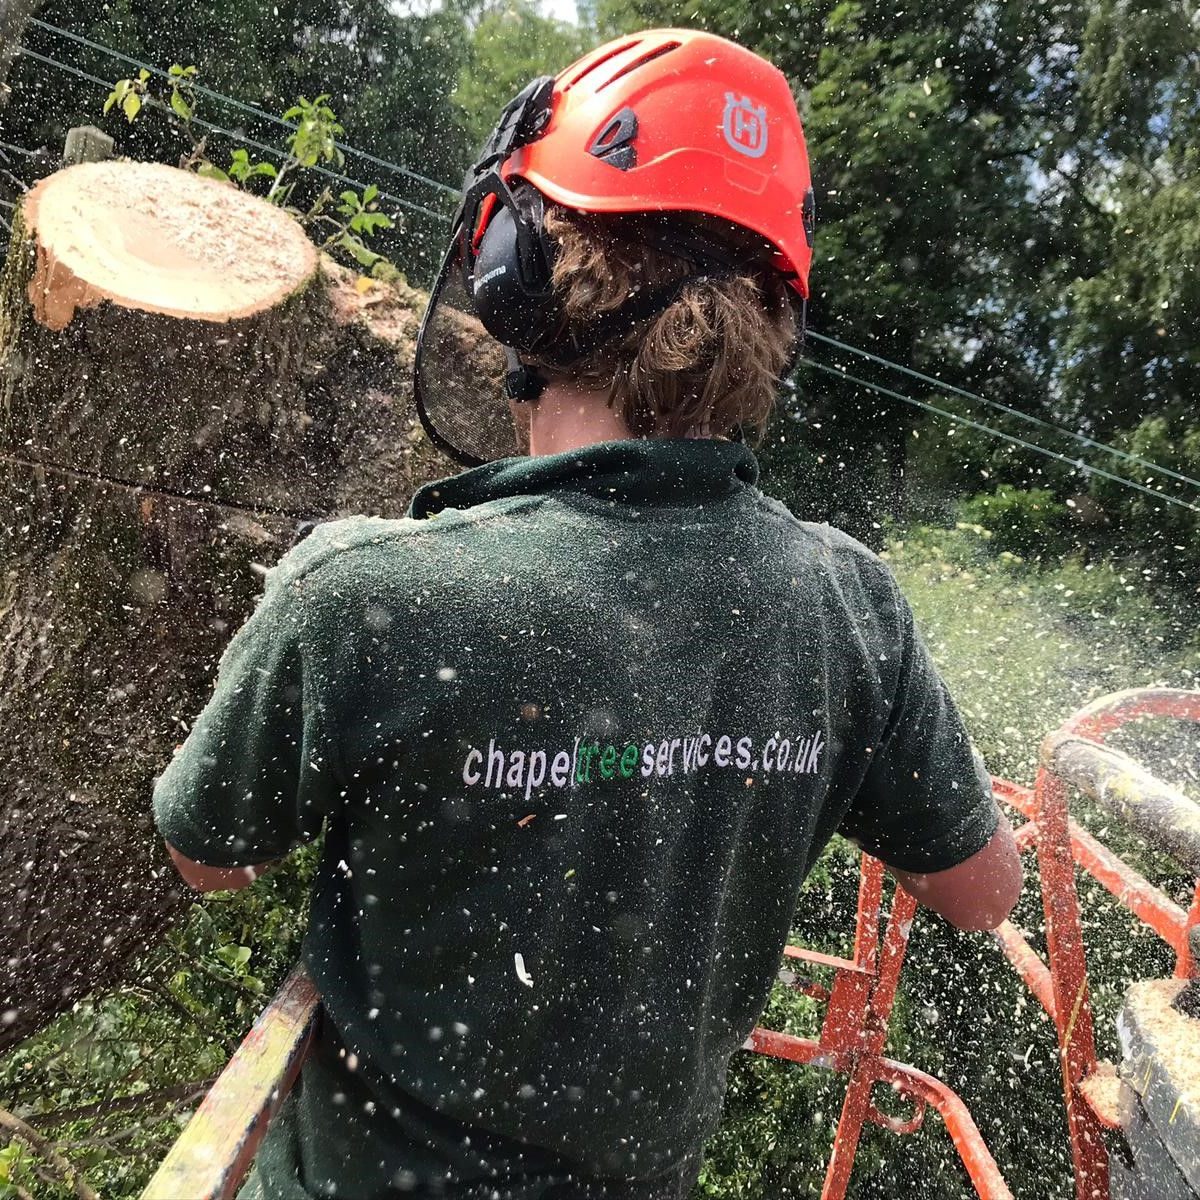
<box><xmin>508</xmin><ymin>28</ymin><xmax>814</xmax><ymax>297</ymax></box>
<box><xmin>414</xmin><ymin>29</ymin><xmax>814</xmax><ymax>467</ymax></box>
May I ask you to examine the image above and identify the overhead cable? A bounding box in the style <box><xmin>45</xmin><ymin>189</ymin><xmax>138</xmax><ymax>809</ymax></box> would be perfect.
<box><xmin>29</xmin><ymin>17</ymin><xmax>461</xmax><ymax>198</ymax></box>
<box><xmin>800</xmin><ymin>359</ymin><xmax>1200</xmax><ymax>516</ymax></box>
<box><xmin>808</xmin><ymin>329</ymin><xmax>1200</xmax><ymax>495</ymax></box>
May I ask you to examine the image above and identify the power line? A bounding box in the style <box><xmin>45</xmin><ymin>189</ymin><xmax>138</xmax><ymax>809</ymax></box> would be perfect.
<box><xmin>14</xmin><ymin>45</ymin><xmax>454</xmax><ymax>225</ymax></box>
<box><xmin>807</xmin><ymin>330</ymin><xmax>1200</xmax><ymax>495</ymax></box>
<box><xmin>0</xmin><ymin>450</ymin><xmax>323</xmax><ymax>523</ymax></box>
<box><xmin>799</xmin><ymin>359</ymin><xmax>1200</xmax><ymax>516</ymax></box>
<box><xmin>29</xmin><ymin>17</ymin><xmax>461</xmax><ymax>199</ymax></box>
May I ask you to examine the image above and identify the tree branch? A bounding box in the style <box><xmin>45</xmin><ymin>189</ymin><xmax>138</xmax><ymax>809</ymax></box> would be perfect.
<box><xmin>0</xmin><ymin>1106</ymin><xmax>100</xmax><ymax>1200</ymax></box>
<box><xmin>34</xmin><ymin>1077</ymin><xmax>215</xmax><ymax>1128</ymax></box>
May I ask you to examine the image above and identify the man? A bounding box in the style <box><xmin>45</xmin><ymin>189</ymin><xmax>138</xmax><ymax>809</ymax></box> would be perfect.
<box><xmin>154</xmin><ymin>28</ymin><xmax>1021</xmax><ymax>1200</ymax></box>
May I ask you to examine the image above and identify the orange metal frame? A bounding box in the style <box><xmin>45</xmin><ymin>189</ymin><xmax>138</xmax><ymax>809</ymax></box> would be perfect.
<box><xmin>743</xmin><ymin>853</ymin><xmax>1014</xmax><ymax>1200</ymax></box>
<box><xmin>987</xmin><ymin>687</ymin><xmax>1200</xmax><ymax>1200</ymax></box>
<box><xmin>144</xmin><ymin>687</ymin><xmax>1200</xmax><ymax>1200</ymax></box>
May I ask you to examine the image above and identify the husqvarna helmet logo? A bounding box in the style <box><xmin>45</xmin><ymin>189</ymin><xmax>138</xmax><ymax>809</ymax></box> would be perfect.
<box><xmin>722</xmin><ymin>92</ymin><xmax>769</xmax><ymax>158</ymax></box>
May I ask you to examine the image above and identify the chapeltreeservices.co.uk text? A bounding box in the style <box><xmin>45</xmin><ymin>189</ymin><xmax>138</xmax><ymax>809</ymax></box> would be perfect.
<box><xmin>462</xmin><ymin>730</ymin><xmax>826</xmax><ymax>802</ymax></box>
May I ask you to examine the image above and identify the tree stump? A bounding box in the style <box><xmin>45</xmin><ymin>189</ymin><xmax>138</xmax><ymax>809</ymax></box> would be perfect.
<box><xmin>0</xmin><ymin>161</ymin><xmax>453</xmax><ymax>1046</ymax></box>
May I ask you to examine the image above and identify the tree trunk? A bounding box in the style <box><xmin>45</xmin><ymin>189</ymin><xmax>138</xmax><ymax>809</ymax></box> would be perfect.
<box><xmin>0</xmin><ymin>161</ymin><xmax>453</xmax><ymax>1046</ymax></box>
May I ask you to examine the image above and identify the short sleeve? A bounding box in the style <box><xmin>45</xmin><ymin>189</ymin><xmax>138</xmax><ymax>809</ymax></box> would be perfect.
<box><xmin>152</xmin><ymin>575</ymin><xmax>334</xmax><ymax>868</ymax></box>
<box><xmin>840</xmin><ymin>579</ymin><xmax>999</xmax><ymax>873</ymax></box>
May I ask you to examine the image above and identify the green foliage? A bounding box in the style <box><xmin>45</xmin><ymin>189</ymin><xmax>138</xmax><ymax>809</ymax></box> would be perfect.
<box><xmin>0</xmin><ymin>847</ymin><xmax>316</xmax><ymax>1199</ymax></box>
<box><xmin>885</xmin><ymin>527</ymin><xmax>1199</xmax><ymax>779</ymax></box>
<box><xmin>103</xmin><ymin>70</ymin><xmax>151</xmax><ymax>123</ymax></box>
<box><xmin>1086</xmin><ymin>415</ymin><xmax>1200</xmax><ymax>599</ymax></box>
<box><xmin>96</xmin><ymin>65</ymin><xmax>400</xmax><ymax>279</ymax></box>
<box><xmin>278</xmin><ymin>94</ymin><xmax>344</xmax><ymax>173</ymax></box>
<box><xmin>956</xmin><ymin>485</ymin><xmax>1071</xmax><ymax>561</ymax></box>
<box><xmin>696</xmin><ymin>983</ymin><xmax>871</xmax><ymax>1198</ymax></box>
<box><xmin>453</xmin><ymin>2</ymin><xmax>587</xmax><ymax>152</ymax></box>
<box><xmin>322</xmin><ymin>184</ymin><xmax>396</xmax><ymax>271</ymax></box>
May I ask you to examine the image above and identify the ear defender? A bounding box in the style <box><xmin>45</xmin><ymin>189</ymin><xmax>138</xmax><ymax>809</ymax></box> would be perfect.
<box><xmin>470</xmin><ymin>187</ymin><xmax>562</xmax><ymax>355</ymax></box>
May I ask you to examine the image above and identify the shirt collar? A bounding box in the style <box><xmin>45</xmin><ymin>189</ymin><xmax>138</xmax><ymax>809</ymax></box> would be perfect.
<box><xmin>408</xmin><ymin>438</ymin><xmax>760</xmax><ymax>519</ymax></box>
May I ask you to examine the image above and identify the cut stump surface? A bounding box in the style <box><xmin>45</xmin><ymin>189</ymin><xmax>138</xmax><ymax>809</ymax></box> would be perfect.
<box><xmin>24</xmin><ymin>160</ymin><xmax>318</xmax><ymax>330</ymax></box>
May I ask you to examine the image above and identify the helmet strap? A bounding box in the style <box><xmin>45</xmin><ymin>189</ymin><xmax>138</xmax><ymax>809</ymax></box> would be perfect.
<box><xmin>504</xmin><ymin>348</ymin><xmax>548</xmax><ymax>402</ymax></box>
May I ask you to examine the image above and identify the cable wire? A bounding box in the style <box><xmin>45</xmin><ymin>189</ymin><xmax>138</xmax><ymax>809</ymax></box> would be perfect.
<box><xmin>29</xmin><ymin>17</ymin><xmax>461</xmax><ymax>199</ymax></box>
<box><xmin>14</xmin><ymin>45</ymin><xmax>455</xmax><ymax>225</ymax></box>
<box><xmin>799</xmin><ymin>359</ymin><xmax>1200</xmax><ymax>516</ymax></box>
<box><xmin>1</xmin><ymin>450</ymin><xmax>324</xmax><ymax>523</ymax></box>
<box><xmin>807</xmin><ymin>329</ymin><xmax>1200</xmax><ymax>495</ymax></box>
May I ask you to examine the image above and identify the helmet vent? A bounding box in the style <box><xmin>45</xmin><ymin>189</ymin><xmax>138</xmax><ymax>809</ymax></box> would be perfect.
<box><xmin>561</xmin><ymin>38</ymin><xmax>642</xmax><ymax>91</ymax></box>
<box><xmin>598</xmin><ymin>41</ymin><xmax>681</xmax><ymax>91</ymax></box>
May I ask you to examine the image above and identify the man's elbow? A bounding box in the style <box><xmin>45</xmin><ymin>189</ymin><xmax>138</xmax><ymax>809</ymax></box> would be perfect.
<box><xmin>945</xmin><ymin>883</ymin><xmax>1021</xmax><ymax>932</ymax></box>
<box><xmin>892</xmin><ymin>822</ymin><xmax>1023</xmax><ymax>932</ymax></box>
<box><xmin>165</xmin><ymin>842</ymin><xmax>275</xmax><ymax>893</ymax></box>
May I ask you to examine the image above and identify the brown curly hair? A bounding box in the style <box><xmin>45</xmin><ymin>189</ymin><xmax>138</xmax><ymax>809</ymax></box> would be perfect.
<box><xmin>530</xmin><ymin>206</ymin><xmax>799</xmax><ymax>443</ymax></box>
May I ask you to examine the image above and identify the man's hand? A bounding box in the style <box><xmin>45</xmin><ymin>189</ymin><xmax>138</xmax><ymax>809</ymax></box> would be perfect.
<box><xmin>888</xmin><ymin>820</ymin><xmax>1022</xmax><ymax>931</ymax></box>
<box><xmin>165</xmin><ymin>842</ymin><xmax>278</xmax><ymax>893</ymax></box>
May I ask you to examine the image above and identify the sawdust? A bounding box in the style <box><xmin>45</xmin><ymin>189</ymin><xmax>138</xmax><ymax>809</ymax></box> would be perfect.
<box><xmin>24</xmin><ymin>161</ymin><xmax>317</xmax><ymax>330</ymax></box>
<box><xmin>1079</xmin><ymin>1059</ymin><xmax>1125</xmax><ymax>1128</ymax></box>
<box><xmin>1125</xmin><ymin>979</ymin><xmax>1200</xmax><ymax>1111</ymax></box>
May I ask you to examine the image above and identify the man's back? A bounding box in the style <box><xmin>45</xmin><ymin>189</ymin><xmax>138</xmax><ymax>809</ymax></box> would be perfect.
<box><xmin>155</xmin><ymin>439</ymin><xmax>998</xmax><ymax>1195</ymax></box>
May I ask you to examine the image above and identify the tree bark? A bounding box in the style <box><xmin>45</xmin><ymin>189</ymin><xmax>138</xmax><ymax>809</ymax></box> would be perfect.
<box><xmin>0</xmin><ymin>161</ymin><xmax>454</xmax><ymax>1047</ymax></box>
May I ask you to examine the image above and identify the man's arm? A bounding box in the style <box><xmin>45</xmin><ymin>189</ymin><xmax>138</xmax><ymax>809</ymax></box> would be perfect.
<box><xmin>887</xmin><ymin>819</ymin><xmax>1022</xmax><ymax>931</ymax></box>
<box><xmin>165</xmin><ymin>843</ymin><xmax>279</xmax><ymax>893</ymax></box>
<box><xmin>153</xmin><ymin>574</ymin><xmax>332</xmax><ymax>880</ymax></box>
<box><xmin>840</xmin><ymin>565</ymin><xmax>1020</xmax><ymax>927</ymax></box>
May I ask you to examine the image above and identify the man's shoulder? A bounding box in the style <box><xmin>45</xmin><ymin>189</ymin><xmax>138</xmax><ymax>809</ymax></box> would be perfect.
<box><xmin>270</xmin><ymin>498</ymin><xmax>543</xmax><ymax>589</ymax></box>
<box><xmin>268</xmin><ymin>515</ymin><xmax>419</xmax><ymax>588</ymax></box>
<box><xmin>754</xmin><ymin>494</ymin><xmax>897</xmax><ymax>587</ymax></box>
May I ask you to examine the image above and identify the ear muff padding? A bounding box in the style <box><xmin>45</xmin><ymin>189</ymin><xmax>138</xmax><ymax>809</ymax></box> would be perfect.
<box><xmin>471</xmin><ymin>190</ymin><xmax>562</xmax><ymax>354</ymax></box>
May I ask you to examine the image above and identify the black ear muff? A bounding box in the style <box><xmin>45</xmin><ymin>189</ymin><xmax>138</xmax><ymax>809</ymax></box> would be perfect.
<box><xmin>471</xmin><ymin>188</ymin><xmax>561</xmax><ymax>354</ymax></box>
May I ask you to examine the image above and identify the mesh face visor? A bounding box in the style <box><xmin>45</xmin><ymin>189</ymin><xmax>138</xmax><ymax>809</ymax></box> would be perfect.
<box><xmin>413</xmin><ymin>241</ymin><xmax>525</xmax><ymax>467</ymax></box>
<box><xmin>413</xmin><ymin>77</ymin><xmax>556</xmax><ymax>467</ymax></box>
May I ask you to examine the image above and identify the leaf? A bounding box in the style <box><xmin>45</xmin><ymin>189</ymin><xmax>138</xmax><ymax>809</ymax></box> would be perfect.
<box><xmin>215</xmin><ymin>944</ymin><xmax>252</xmax><ymax>972</ymax></box>
<box><xmin>170</xmin><ymin>89</ymin><xmax>193</xmax><ymax>120</ymax></box>
<box><xmin>349</xmin><ymin>211</ymin><xmax>392</xmax><ymax>236</ymax></box>
<box><xmin>339</xmin><ymin>189</ymin><xmax>360</xmax><ymax>208</ymax></box>
<box><xmin>103</xmin><ymin>90</ymin><xmax>118</xmax><ymax>115</ymax></box>
<box><xmin>122</xmin><ymin>91</ymin><xmax>142</xmax><ymax>123</ymax></box>
<box><xmin>252</xmin><ymin>162</ymin><xmax>278</xmax><ymax>179</ymax></box>
<box><xmin>196</xmin><ymin>162</ymin><xmax>231</xmax><ymax>183</ymax></box>
<box><xmin>340</xmin><ymin>233</ymin><xmax>381</xmax><ymax>268</ymax></box>
<box><xmin>138</xmin><ymin>69</ymin><xmax>150</xmax><ymax>82</ymax></box>
<box><xmin>363</xmin><ymin>183</ymin><xmax>378</xmax><ymax>205</ymax></box>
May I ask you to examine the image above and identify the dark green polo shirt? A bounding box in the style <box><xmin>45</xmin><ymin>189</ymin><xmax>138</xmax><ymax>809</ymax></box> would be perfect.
<box><xmin>153</xmin><ymin>438</ymin><xmax>998</xmax><ymax>1199</ymax></box>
